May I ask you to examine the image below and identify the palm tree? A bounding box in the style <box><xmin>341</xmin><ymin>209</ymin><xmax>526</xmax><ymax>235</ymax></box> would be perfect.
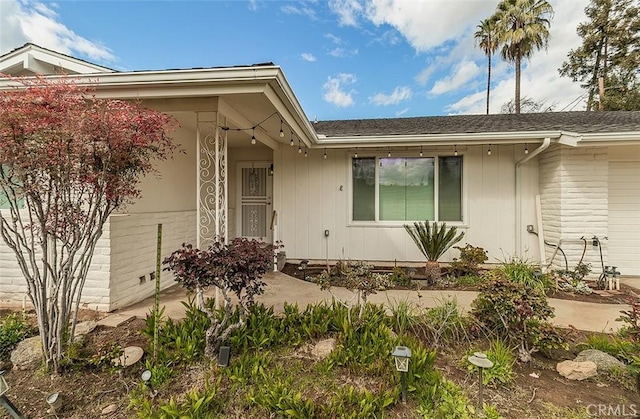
<box><xmin>475</xmin><ymin>17</ymin><xmax>500</xmax><ymax>114</ymax></box>
<box><xmin>404</xmin><ymin>222</ymin><xmax>464</xmax><ymax>283</ymax></box>
<box><xmin>493</xmin><ymin>0</ymin><xmax>554</xmax><ymax>113</ymax></box>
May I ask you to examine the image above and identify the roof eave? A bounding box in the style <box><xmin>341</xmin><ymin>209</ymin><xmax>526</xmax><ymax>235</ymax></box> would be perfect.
<box><xmin>577</xmin><ymin>132</ymin><xmax>640</xmax><ymax>146</ymax></box>
<box><xmin>313</xmin><ymin>130</ymin><xmax>568</xmax><ymax>148</ymax></box>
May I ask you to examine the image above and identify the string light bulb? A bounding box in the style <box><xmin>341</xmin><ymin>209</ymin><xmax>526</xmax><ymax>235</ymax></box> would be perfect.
<box><xmin>323</xmin><ymin>148</ymin><xmax>327</xmax><ymax>159</ymax></box>
<box><xmin>454</xmin><ymin>145</ymin><xmax>458</xmax><ymax>156</ymax></box>
<box><xmin>279</xmin><ymin>119</ymin><xmax>285</xmax><ymax>138</ymax></box>
<box><xmin>251</xmin><ymin>128</ymin><xmax>256</xmax><ymax>145</ymax></box>
<box><xmin>387</xmin><ymin>148</ymin><xmax>392</xmax><ymax>157</ymax></box>
<box><xmin>290</xmin><ymin>133</ymin><xmax>294</xmax><ymax>147</ymax></box>
<box><xmin>487</xmin><ymin>144</ymin><xmax>492</xmax><ymax>156</ymax></box>
<box><xmin>298</xmin><ymin>140</ymin><xmax>302</xmax><ymax>154</ymax></box>
<box><xmin>419</xmin><ymin>146</ymin><xmax>423</xmax><ymax>157</ymax></box>
<box><xmin>304</xmin><ymin>147</ymin><xmax>308</xmax><ymax>158</ymax></box>
<box><xmin>354</xmin><ymin>148</ymin><xmax>358</xmax><ymax>159</ymax></box>
<box><xmin>524</xmin><ymin>143</ymin><xmax>529</xmax><ymax>154</ymax></box>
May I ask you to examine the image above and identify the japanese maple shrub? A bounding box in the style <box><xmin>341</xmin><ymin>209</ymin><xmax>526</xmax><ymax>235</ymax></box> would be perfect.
<box><xmin>164</xmin><ymin>238</ymin><xmax>274</xmax><ymax>359</ymax></box>
<box><xmin>0</xmin><ymin>75</ymin><xmax>175</xmax><ymax>372</ymax></box>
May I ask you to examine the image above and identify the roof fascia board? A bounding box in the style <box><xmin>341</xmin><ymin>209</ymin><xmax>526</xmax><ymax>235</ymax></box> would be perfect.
<box><xmin>263</xmin><ymin>84</ymin><xmax>316</xmax><ymax>147</ymax></box>
<box><xmin>27</xmin><ymin>49</ymin><xmax>114</xmax><ymax>74</ymax></box>
<box><xmin>314</xmin><ymin>131</ymin><xmax>564</xmax><ymax>148</ymax></box>
<box><xmin>270</xmin><ymin>73</ymin><xmax>318</xmax><ymax>145</ymax></box>
<box><xmin>578</xmin><ymin>132</ymin><xmax>640</xmax><ymax>146</ymax></box>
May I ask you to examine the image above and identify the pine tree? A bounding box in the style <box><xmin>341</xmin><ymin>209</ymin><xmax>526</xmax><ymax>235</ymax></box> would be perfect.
<box><xmin>559</xmin><ymin>0</ymin><xmax>640</xmax><ymax>110</ymax></box>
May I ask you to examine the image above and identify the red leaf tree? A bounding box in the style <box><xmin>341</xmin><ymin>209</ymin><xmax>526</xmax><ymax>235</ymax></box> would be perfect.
<box><xmin>0</xmin><ymin>75</ymin><xmax>176</xmax><ymax>372</ymax></box>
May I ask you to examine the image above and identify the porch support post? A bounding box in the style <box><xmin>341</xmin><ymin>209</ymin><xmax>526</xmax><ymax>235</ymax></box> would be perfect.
<box><xmin>197</xmin><ymin>111</ymin><xmax>228</xmax><ymax>248</ymax></box>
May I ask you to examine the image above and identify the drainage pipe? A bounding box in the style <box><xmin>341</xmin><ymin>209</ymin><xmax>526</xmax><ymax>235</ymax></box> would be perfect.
<box><xmin>515</xmin><ymin>138</ymin><xmax>551</xmax><ymax>260</ymax></box>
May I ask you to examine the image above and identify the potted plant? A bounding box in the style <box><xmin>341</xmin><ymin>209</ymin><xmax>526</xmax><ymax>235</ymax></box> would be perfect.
<box><xmin>404</xmin><ymin>221</ymin><xmax>464</xmax><ymax>283</ymax></box>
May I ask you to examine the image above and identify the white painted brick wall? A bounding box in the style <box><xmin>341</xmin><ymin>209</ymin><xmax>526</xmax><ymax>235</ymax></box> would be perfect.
<box><xmin>108</xmin><ymin>211</ymin><xmax>196</xmax><ymax>311</ymax></box>
<box><xmin>539</xmin><ymin>146</ymin><xmax>608</xmax><ymax>273</ymax></box>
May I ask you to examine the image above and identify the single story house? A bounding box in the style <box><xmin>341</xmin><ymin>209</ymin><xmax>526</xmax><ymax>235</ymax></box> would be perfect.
<box><xmin>1</xmin><ymin>43</ymin><xmax>639</xmax><ymax>311</ymax></box>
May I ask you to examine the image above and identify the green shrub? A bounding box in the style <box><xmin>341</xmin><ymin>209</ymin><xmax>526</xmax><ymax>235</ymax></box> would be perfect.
<box><xmin>498</xmin><ymin>257</ymin><xmax>552</xmax><ymax>293</ymax></box>
<box><xmin>466</xmin><ymin>340</ymin><xmax>515</xmax><ymax>388</ymax></box>
<box><xmin>450</xmin><ymin>244</ymin><xmax>488</xmax><ymax>277</ymax></box>
<box><xmin>247</xmin><ymin>378</ymin><xmax>317</xmax><ymax>418</ymax></box>
<box><xmin>0</xmin><ymin>312</ymin><xmax>35</xmax><ymax>360</ymax></box>
<box><xmin>131</xmin><ymin>379</ymin><xmax>222</xmax><ymax>418</ymax></box>
<box><xmin>387</xmin><ymin>297</ymin><xmax>419</xmax><ymax>335</ymax></box>
<box><xmin>455</xmin><ymin>274</ymin><xmax>484</xmax><ymax>287</ymax></box>
<box><xmin>471</xmin><ymin>272</ymin><xmax>564</xmax><ymax>361</ymax></box>
<box><xmin>389</xmin><ymin>266</ymin><xmax>413</xmax><ymax>288</ymax></box>
<box><xmin>422</xmin><ymin>296</ymin><xmax>473</xmax><ymax>347</ymax></box>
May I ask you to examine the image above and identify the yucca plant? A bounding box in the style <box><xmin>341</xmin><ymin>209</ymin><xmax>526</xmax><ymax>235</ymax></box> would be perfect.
<box><xmin>404</xmin><ymin>222</ymin><xmax>464</xmax><ymax>282</ymax></box>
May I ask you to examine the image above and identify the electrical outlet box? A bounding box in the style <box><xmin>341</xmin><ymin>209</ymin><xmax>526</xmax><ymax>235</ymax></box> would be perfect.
<box><xmin>526</xmin><ymin>225</ymin><xmax>534</xmax><ymax>233</ymax></box>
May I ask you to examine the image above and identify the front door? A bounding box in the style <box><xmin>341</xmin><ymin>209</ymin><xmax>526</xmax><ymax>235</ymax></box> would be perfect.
<box><xmin>237</xmin><ymin>162</ymin><xmax>273</xmax><ymax>243</ymax></box>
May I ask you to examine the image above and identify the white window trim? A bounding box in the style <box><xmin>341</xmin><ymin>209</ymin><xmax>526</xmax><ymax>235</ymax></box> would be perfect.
<box><xmin>347</xmin><ymin>152</ymin><xmax>468</xmax><ymax>228</ymax></box>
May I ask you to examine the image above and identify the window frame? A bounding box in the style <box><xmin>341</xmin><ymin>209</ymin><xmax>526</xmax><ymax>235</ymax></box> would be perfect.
<box><xmin>348</xmin><ymin>152</ymin><xmax>466</xmax><ymax>227</ymax></box>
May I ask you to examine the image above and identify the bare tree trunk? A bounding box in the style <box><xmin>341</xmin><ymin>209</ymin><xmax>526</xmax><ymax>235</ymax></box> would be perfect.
<box><xmin>486</xmin><ymin>54</ymin><xmax>492</xmax><ymax>115</ymax></box>
<box><xmin>515</xmin><ymin>52</ymin><xmax>522</xmax><ymax>114</ymax></box>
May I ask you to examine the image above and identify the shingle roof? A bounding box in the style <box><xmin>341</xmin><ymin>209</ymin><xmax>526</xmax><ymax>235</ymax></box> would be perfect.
<box><xmin>312</xmin><ymin>111</ymin><xmax>640</xmax><ymax>137</ymax></box>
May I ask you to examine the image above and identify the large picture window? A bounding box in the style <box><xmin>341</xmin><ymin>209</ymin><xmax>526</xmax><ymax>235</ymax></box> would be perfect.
<box><xmin>352</xmin><ymin>155</ymin><xmax>462</xmax><ymax>222</ymax></box>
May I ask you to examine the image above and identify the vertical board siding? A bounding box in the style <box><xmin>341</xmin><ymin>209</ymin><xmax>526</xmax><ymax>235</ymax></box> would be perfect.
<box><xmin>278</xmin><ymin>145</ymin><xmax>521</xmax><ymax>263</ymax></box>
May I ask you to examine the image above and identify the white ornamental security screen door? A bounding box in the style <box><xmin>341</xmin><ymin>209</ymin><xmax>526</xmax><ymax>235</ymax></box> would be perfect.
<box><xmin>237</xmin><ymin>163</ymin><xmax>273</xmax><ymax>243</ymax></box>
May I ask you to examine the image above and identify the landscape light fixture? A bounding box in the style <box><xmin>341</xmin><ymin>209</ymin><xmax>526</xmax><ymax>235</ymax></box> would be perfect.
<box><xmin>468</xmin><ymin>352</ymin><xmax>494</xmax><ymax>409</ymax></box>
<box><xmin>141</xmin><ymin>369</ymin><xmax>157</xmax><ymax>398</ymax></box>
<box><xmin>391</xmin><ymin>346</ymin><xmax>412</xmax><ymax>404</ymax></box>
<box><xmin>218</xmin><ymin>346</ymin><xmax>231</xmax><ymax>367</ymax></box>
<box><xmin>0</xmin><ymin>371</ymin><xmax>23</xmax><ymax>418</ymax></box>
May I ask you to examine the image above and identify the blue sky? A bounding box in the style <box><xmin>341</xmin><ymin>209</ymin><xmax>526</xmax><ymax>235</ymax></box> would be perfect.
<box><xmin>1</xmin><ymin>0</ymin><xmax>590</xmax><ymax>120</ymax></box>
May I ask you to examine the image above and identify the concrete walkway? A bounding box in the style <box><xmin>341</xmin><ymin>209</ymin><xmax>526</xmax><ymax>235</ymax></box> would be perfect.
<box><xmin>115</xmin><ymin>272</ymin><xmax>626</xmax><ymax>333</ymax></box>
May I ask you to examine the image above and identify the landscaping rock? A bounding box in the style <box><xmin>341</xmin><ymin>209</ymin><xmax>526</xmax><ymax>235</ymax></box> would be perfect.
<box><xmin>574</xmin><ymin>349</ymin><xmax>625</xmax><ymax>372</ymax></box>
<box><xmin>74</xmin><ymin>320</ymin><xmax>97</xmax><ymax>337</ymax></box>
<box><xmin>101</xmin><ymin>404</ymin><xmax>117</xmax><ymax>415</ymax></box>
<box><xmin>556</xmin><ymin>360</ymin><xmax>597</xmax><ymax>380</ymax></box>
<box><xmin>311</xmin><ymin>338</ymin><xmax>336</xmax><ymax>360</ymax></box>
<box><xmin>10</xmin><ymin>336</ymin><xmax>42</xmax><ymax>370</ymax></box>
<box><xmin>112</xmin><ymin>346</ymin><xmax>144</xmax><ymax>367</ymax></box>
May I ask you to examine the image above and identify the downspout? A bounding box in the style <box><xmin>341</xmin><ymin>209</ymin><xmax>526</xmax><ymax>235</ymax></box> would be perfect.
<box><xmin>515</xmin><ymin>137</ymin><xmax>551</xmax><ymax>258</ymax></box>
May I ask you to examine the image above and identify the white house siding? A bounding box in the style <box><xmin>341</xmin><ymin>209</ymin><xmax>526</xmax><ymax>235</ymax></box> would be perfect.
<box><xmin>274</xmin><ymin>144</ymin><xmax>530</xmax><ymax>264</ymax></box>
<box><xmin>608</xmin><ymin>146</ymin><xmax>640</xmax><ymax>276</ymax></box>
<box><xmin>0</xmin><ymin>218</ymin><xmax>112</xmax><ymax>310</ymax></box>
<box><xmin>539</xmin><ymin>145</ymin><xmax>609</xmax><ymax>272</ymax></box>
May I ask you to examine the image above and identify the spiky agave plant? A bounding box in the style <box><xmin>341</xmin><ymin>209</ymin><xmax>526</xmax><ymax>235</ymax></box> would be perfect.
<box><xmin>404</xmin><ymin>222</ymin><xmax>465</xmax><ymax>283</ymax></box>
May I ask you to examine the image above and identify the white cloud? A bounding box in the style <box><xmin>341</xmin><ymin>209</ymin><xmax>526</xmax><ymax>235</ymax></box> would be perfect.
<box><xmin>430</xmin><ymin>60</ymin><xmax>481</xmax><ymax>96</ymax></box>
<box><xmin>281</xmin><ymin>4</ymin><xmax>317</xmax><ymax>19</ymax></box>
<box><xmin>0</xmin><ymin>0</ymin><xmax>115</xmax><ymax>62</ymax></box>
<box><xmin>248</xmin><ymin>0</ymin><xmax>259</xmax><ymax>12</ymax></box>
<box><xmin>323</xmin><ymin>73</ymin><xmax>358</xmax><ymax>107</ymax></box>
<box><xmin>396</xmin><ymin>107</ymin><xmax>410</xmax><ymax>116</ymax></box>
<box><xmin>329</xmin><ymin>47</ymin><xmax>346</xmax><ymax>58</ymax></box>
<box><xmin>325</xmin><ymin>33</ymin><xmax>343</xmax><ymax>44</ymax></box>
<box><xmin>362</xmin><ymin>0</ymin><xmax>489</xmax><ymax>52</ymax></box>
<box><xmin>328</xmin><ymin>0</ymin><xmax>363</xmax><ymax>27</ymax></box>
<box><xmin>301</xmin><ymin>52</ymin><xmax>317</xmax><ymax>62</ymax></box>
<box><xmin>369</xmin><ymin>86</ymin><xmax>412</xmax><ymax>105</ymax></box>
